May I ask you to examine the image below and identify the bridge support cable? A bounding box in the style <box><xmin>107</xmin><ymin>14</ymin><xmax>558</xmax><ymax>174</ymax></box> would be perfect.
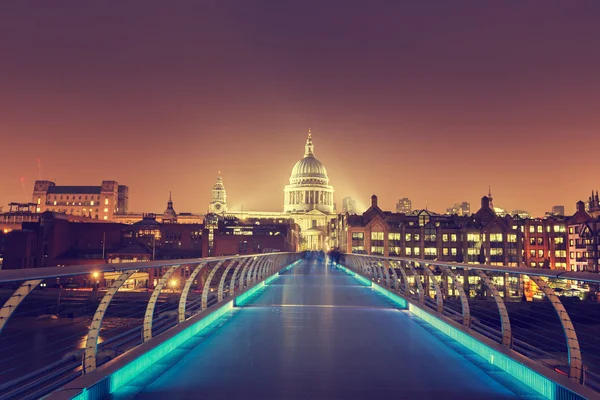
<box><xmin>405</xmin><ymin>260</ymin><xmax>425</xmax><ymax>304</ymax></box>
<box><xmin>375</xmin><ymin>260</ymin><xmax>385</xmax><ymax>283</ymax></box>
<box><xmin>377</xmin><ymin>259</ymin><xmax>391</xmax><ymax>288</ymax></box>
<box><xmin>390</xmin><ymin>260</ymin><xmax>410</xmax><ymax>295</ymax></box>
<box><xmin>440</xmin><ymin>266</ymin><xmax>471</xmax><ymax>328</ymax></box>
<box><xmin>0</xmin><ymin>279</ymin><xmax>43</xmax><ymax>335</ymax></box>
<box><xmin>201</xmin><ymin>260</ymin><xmax>226</xmax><ymax>311</ymax></box>
<box><xmin>230</xmin><ymin>258</ymin><xmax>251</xmax><ymax>296</ymax></box>
<box><xmin>529</xmin><ymin>275</ymin><xmax>584</xmax><ymax>383</ymax></box>
<box><xmin>354</xmin><ymin>257</ymin><xmax>367</xmax><ymax>276</ymax></box>
<box><xmin>385</xmin><ymin>260</ymin><xmax>398</xmax><ymax>290</ymax></box>
<box><xmin>253</xmin><ymin>256</ymin><xmax>272</xmax><ymax>283</ymax></box>
<box><xmin>143</xmin><ymin>265</ymin><xmax>182</xmax><ymax>342</ymax></box>
<box><xmin>370</xmin><ymin>260</ymin><xmax>381</xmax><ymax>282</ymax></box>
<box><xmin>422</xmin><ymin>263</ymin><xmax>444</xmax><ymax>314</ymax></box>
<box><xmin>250</xmin><ymin>256</ymin><xmax>268</xmax><ymax>284</ymax></box>
<box><xmin>260</xmin><ymin>255</ymin><xmax>276</xmax><ymax>280</ymax></box>
<box><xmin>178</xmin><ymin>262</ymin><xmax>208</xmax><ymax>323</ymax></box>
<box><xmin>218</xmin><ymin>260</ymin><xmax>239</xmax><ymax>302</ymax></box>
<box><xmin>83</xmin><ymin>269</ymin><xmax>137</xmax><ymax>373</ymax></box>
<box><xmin>240</xmin><ymin>257</ymin><xmax>259</xmax><ymax>288</ymax></box>
<box><xmin>475</xmin><ymin>269</ymin><xmax>513</xmax><ymax>348</ymax></box>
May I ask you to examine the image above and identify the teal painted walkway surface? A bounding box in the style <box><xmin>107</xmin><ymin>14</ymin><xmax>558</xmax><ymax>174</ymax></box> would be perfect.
<box><xmin>112</xmin><ymin>260</ymin><xmax>525</xmax><ymax>399</ymax></box>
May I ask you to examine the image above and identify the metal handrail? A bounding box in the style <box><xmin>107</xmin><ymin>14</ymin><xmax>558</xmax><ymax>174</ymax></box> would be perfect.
<box><xmin>342</xmin><ymin>253</ymin><xmax>594</xmax><ymax>389</ymax></box>
<box><xmin>0</xmin><ymin>253</ymin><xmax>296</xmax><ymax>283</ymax></box>
<box><xmin>0</xmin><ymin>252</ymin><xmax>303</xmax><ymax>400</ymax></box>
<box><xmin>348</xmin><ymin>254</ymin><xmax>600</xmax><ymax>283</ymax></box>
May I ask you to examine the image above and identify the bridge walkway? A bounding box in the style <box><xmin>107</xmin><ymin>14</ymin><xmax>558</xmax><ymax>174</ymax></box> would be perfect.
<box><xmin>111</xmin><ymin>259</ymin><xmax>536</xmax><ymax>399</ymax></box>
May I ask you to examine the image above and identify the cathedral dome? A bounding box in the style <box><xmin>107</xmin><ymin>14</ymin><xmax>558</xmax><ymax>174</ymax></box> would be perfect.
<box><xmin>284</xmin><ymin>130</ymin><xmax>334</xmax><ymax>215</ymax></box>
<box><xmin>289</xmin><ymin>132</ymin><xmax>329</xmax><ymax>184</ymax></box>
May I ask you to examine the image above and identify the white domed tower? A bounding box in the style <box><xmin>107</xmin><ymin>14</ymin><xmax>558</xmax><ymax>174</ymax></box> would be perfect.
<box><xmin>284</xmin><ymin>131</ymin><xmax>334</xmax><ymax>213</ymax></box>
<box><xmin>209</xmin><ymin>172</ymin><xmax>227</xmax><ymax>214</ymax></box>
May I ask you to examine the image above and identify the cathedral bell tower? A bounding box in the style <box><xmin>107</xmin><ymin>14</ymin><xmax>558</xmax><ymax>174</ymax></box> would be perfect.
<box><xmin>209</xmin><ymin>172</ymin><xmax>228</xmax><ymax>214</ymax></box>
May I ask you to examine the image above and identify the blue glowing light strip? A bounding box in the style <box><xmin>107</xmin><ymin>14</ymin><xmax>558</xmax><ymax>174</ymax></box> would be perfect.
<box><xmin>69</xmin><ymin>261</ymin><xmax>298</xmax><ymax>400</ymax></box>
<box><xmin>335</xmin><ymin>264</ymin><xmax>407</xmax><ymax>309</ymax></box>
<box><xmin>408</xmin><ymin>305</ymin><xmax>557</xmax><ymax>399</ymax></box>
<box><xmin>336</xmin><ymin>263</ymin><xmax>586</xmax><ymax>400</ymax></box>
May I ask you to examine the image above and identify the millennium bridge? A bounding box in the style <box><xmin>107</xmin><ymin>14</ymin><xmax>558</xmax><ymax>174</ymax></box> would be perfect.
<box><xmin>1</xmin><ymin>253</ymin><xmax>600</xmax><ymax>399</ymax></box>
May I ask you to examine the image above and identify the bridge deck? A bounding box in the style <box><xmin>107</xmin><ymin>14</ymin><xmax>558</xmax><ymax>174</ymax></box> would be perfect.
<box><xmin>114</xmin><ymin>260</ymin><xmax>522</xmax><ymax>399</ymax></box>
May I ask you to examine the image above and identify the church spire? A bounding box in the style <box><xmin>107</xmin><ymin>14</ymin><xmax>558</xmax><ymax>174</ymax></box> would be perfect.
<box><xmin>304</xmin><ymin>128</ymin><xmax>314</xmax><ymax>157</ymax></box>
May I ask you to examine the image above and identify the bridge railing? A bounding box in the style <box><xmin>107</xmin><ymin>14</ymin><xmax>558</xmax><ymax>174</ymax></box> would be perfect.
<box><xmin>0</xmin><ymin>252</ymin><xmax>302</xmax><ymax>400</ymax></box>
<box><xmin>341</xmin><ymin>254</ymin><xmax>600</xmax><ymax>396</ymax></box>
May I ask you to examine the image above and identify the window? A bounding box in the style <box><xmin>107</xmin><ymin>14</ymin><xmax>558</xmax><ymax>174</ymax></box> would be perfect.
<box><xmin>555</xmin><ymin>250</ymin><xmax>567</xmax><ymax>257</ymax></box>
<box><xmin>413</xmin><ymin>234</ymin><xmax>420</xmax><ymax>241</ymax></box>
<box><xmin>103</xmin><ymin>216</ymin><xmax>108</xmax><ymax>220</ymax></box>
<box><xmin>489</xmin><ymin>233</ymin><xmax>503</xmax><ymax>242</ymax></box>
<box><xmin>352</xmin><ymin>232</ymin><xmax>364</xmax><ymax>240</ymax></box>
<box><xmin>105</xmin><ymin>199</ymin><xmax>109</xmax><ymax>205</ymax></box>
<box><xmin>451</xmin><ymin>234</ymin><xmax>457</xmax><ymax>242</ymax></box>
<box><xmin>570</xmin><ymin>239</ymin><xmax>574</xmax><ymax>246</ymax></box>
<box><xmin>104</xmin><ymin>208</ymin><xmax>109</xmax><ymax>212</ymax></box>
<box><xmin>424</xmin><ymin>248</ymin><xmax>437</xmax><ymax>256</ymax></box>
<box><xmin>554</xmin><ymin>237</ymin><xmax>564</xmax><ymax>244</ymax></box>
<box><xmin>530</xmin><ymin>250</ymin><xmax>536</xmax><ymax>257</ymax></box>
<box><xmin>529</xmin><ymin>226</ymin><xmax>535</xmax><ymax>233</ymax></box>
<box><xmin>442</xmin><ymin>234</ymin><xmax>449</xmax><ymax>242</ymax></box>
<box><xmin>490</xmin><ymin>248</ymin><xmax>503</xmax><ymax>255</ymax></box>
<box><xmin>538</xmin><ymin>249</ymin><xmax>544</xmax><ymax>257</ymax></box>
<box><xmin>371</xmin><ymin>246</ymin><xmax>384</xmax><ymax>255</ymax></box>
<box><xmin>451</xmin><ymin>248</ymin><xmax>457</xmax><ymax>256</ymax></box>
<box><xmin>537</xmin><ymin>237</ymin><xmax>543</xmax><ymax>245</ymax></box>
<box><xmin>405</xmin><ymin>247</ymin><xmax>412</xmax><ymax>256</ymax></box>
<box><xmin>388</xmin><ymin>233</ymin><xmax>401</xmax><ymax>241</ymax></box>
<box><xmin>443</xmin><ymin>248</ymin><xmax>449</xmax><ymax>255</ymax></box>
<box><xmin>405</xmin><ymin>234</ymin><xmax>412</xmax><ymax>241</ymax></box>
<box><xmin>371</xmin><ymin>232</ymin><xmax>384</xmax><ymax>240</ymax></box>
<box><xmin>413</xmin><ymin>247</ymin><xmax>420</xmax><ymax>256</ymax></box>
<box><xmin>467</xmin><ymin>233</ymin><xmax>480</xmax><ymax>242</ymax></box>
<box><xmin>570</xmin><ymin>252</ymin><xmax>575</xmax><ymax>259</ymax></box>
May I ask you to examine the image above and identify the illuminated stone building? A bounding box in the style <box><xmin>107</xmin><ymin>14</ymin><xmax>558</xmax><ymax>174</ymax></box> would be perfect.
<box><xmin>223</xmin><ymin>131</ymin><xmax>337</xmax><ymax>251</ymax></box>
<box><xmin>32</xmin><ymin>180</ymin><xmax>128</xmax><ymax>220</ymax></box>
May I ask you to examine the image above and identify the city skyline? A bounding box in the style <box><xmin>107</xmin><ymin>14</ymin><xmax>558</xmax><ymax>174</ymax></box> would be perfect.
<box><xmin>1</xmin><ymin>1</ymin><xmax>600</xmax><ymax>216</ymax></box>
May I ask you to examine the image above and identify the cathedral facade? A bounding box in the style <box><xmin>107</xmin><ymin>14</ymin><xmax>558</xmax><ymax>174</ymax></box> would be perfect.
<box><xmin>209</xmin><ymin>131</ymin><xmax>337</xmax><ymax>250</ymax></box>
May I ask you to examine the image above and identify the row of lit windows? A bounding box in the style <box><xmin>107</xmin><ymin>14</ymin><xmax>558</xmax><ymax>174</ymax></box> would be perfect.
<box><xmin>529</xmin><ymin>225</ymin><xmax>566</xmax><ymax>233</ymax></box>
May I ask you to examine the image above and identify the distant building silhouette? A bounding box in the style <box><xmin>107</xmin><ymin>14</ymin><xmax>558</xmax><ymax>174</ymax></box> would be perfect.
<box><xmin>342</xmin><ymin>197</ymin><xmax>357</xmax><ymax>214</ymax></box>
<box><xmin>396</xmin><ymin>198</ymin><xmax>411</xmax><ymax>214</ymax></box>
<box><xmin>445</xmin><ymin>202</ymin><xmax>470</xmax><ymax>216</ymax></box>
<box><xmin>551</xmin><ymin>205</ymin><xmax>565</xmax><ymax>216</ymax></box>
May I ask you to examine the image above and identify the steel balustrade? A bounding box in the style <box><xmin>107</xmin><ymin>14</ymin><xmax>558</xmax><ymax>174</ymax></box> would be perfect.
<box><xmin>0</xmin><ymin>252</ymin><xmax>301</xmax><ymax>400</ymax></box>
<box><xmin>341</xmin><ymin>254</ymin><xmax>593</xmax><ymax>387</ymax></box>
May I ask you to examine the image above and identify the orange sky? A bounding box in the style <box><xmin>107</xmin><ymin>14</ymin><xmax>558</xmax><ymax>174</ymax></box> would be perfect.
<box><xmin>1</xmin><ymin>1</ymin><xmax>599</xmax><ymax>217</ymax></box>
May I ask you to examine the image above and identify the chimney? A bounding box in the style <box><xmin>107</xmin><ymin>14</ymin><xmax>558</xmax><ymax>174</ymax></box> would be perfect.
<box><xmin>371</xmin><ymin>195</ymin><xmax>378</xmax><ymax>208</ymax></box>
<box><xmin>577</xmin><ymin>200</ymin><xmax>585</xmax><ymax>213</ymax></box>
<box><xmin>481</xmin><ymin>196</ymin><xmax>490</xmax><ymax>209</ymax></box>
